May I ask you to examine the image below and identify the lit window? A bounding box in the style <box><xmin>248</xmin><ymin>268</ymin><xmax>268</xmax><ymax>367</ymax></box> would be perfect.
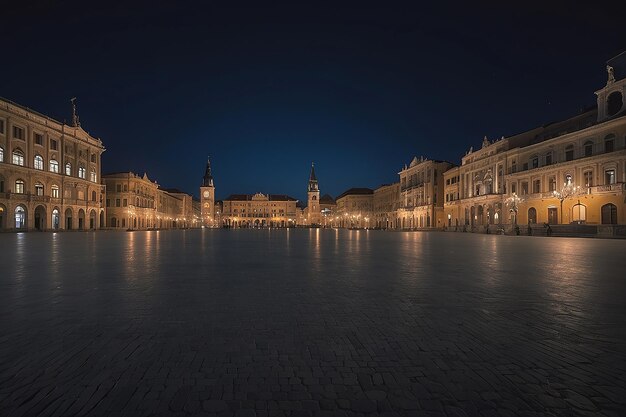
<box><xmin>605</xmin><ymin>169</ymin><xmax>616</xmax><ymax>185</ymax></box>
<box><xmin>78</xmin><ymin>166</ymin><xmax>86</xmax><ymax>179</ymax></box>
<box><xmin>90</xmin><ymin>168</ymin><xmax>97</xmax><ymax>182</ymax></box>
<box><xmin>35</xmin><ymin>183</ymin><xmax>44</xmax><ymax>196</ymax></box>
<box><xmin>12</xmin><ymin>150</ymin><xmax>24</xmax><ymax>166</ymax></box>
<box><xmin>15</xmin><ymin>206</ymin><xmax>26</xmax><ymax>228</ymax></box>
<box><xmin>34</xmin><ymin>155</ymin><xmax>44</xmax><ymax>170</ymax></box>
<box><xmin>51</xmin><ymin>185</ymin><xmax>59</xmax><ymax>198</ymax></box>
<box><xmin>15</xmin><ymin>179</ymin><xmax>25</xmax><ymax>194</ymax></box>
<box><xmin>49</xmin><ymin>159</ymin><xmax>59</xmax><ymax>173</ymax></box>
<box><xmin>584</xmin><ymin>171</ymin><xmax>593</xmax><ymax>187</ymax></box>
<box><xmin>65</xmin><ymin>163</ymin><xmax>72</xmax><ymax>176</ymax></box>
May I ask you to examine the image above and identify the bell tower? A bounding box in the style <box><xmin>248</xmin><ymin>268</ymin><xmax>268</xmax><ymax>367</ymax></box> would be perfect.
<box><xmin>307</xmin><ymin>162</ymin><xmax>321</xmax><ymax>226</ymax></box>
<box><xmin>200</xmin><ymin>156</ymin><xmax>215</xmax><ymax>227</ymax></box>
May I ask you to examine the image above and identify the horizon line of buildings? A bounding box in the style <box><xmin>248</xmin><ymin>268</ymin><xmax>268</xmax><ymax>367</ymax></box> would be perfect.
<box><xmin>1</xmin><ymin>53</ymin><xmax>626</xmax><ymax>232</ymax></box>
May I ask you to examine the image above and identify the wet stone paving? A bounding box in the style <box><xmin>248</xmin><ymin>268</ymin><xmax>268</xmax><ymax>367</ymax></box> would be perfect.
<box><xmin>0</xmin><ymin>229</ymin><xmax>625</xmax><ymax>417</ymax></box>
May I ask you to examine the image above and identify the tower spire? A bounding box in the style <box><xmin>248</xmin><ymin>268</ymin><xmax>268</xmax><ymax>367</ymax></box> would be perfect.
<box><xmin>203</xmin><ymin>156</ymin><xmax>214</xmax><ymax>187</ymax></box>
<box><xmin>308</xmin><ymin>162</ymin><xmax>318</xmax><ymax>192</ymax></box>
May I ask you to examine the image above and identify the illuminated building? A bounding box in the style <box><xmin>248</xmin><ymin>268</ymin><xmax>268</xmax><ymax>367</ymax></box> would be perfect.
<box><xmin>0</xmin><ymin>97</ymin><xmax>105</xmax><ymax>231</ymax></box>
<box><xmin>335</xmin><ymin>188</ymin><xmax>373</xmax><ymax>229</ymax></box>
<box><xmin>221</xmin><ymin>193</ymin><xmax>298</xmax><ymax>228</ymax></box>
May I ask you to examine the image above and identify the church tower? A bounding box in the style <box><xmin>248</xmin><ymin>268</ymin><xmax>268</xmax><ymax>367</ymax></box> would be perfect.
<box><xmin>200</xmin><ymin>157</ymin><xmax>215</xmax><ymax>227</ymax></box>
<box><xmin>307</xmin><ymin>162</ymin><xmax>321</xmax><ymax>226</ymax></box>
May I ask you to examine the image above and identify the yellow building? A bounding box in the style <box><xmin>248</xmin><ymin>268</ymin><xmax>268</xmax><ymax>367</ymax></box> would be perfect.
<box><xmin>373</xmin><ymin>182</ymin><xmax>400</xmax><ymax>229</ymax></box>
<box><xmin>335</xmin><ymin>188</ymin><xmax>373</xmax><ymax>228</ymax></box>
<box><xmin>221</xmin><ymin>193</ymin><xmax>298</xmax><ymax>228</ymax></box>
<box><xmin>444</xmin><ymin>57</ymin><xmax>626</xmax><ymax>231</ymax></box>
<box><xmin>397</xmin><ymin>157</ymin><xmax>453</xmax><ymax>229</ymax></box>
<box><xmin>104</xmin><ymin>172</ymin><xmax>199</xmax><ymax>229</ymax></box>
<box><xmin>0</xmin><ymin>97</ymin><xmax>105</xmax><ymax>231</ymax></box>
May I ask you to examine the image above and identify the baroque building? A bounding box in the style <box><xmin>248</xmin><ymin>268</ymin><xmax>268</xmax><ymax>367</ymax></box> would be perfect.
<box><xmin>335</xmin><ymin>188</ymin><xmax>374</xmax><ymax>228</ymax></box>
<box><xmin>221</xmin><ymin>193</ymin><xmax>298</xmax><ymax>228</ymax></box>
<box><xmin>396</xmin><ymin>157</ymin><xmax>453</xmax><ymax>229</ymax></box>
<box><xmin>0</xmin><ymin>97</ymin><xmax>105</xmax><ymax>231</ymax></box>
<box><xmin>103</xmin><ymin>172</ymin><xmax>199</xmax><ymax>230</ymax></box>
<box><xmin>373</xmin><ymin>182</ymin><xmax>400</xmax><ymax>229</ymax></box>
<box><xmin>444</xmin><ymin>56</ymin><xmax>626</xmax><ymax>231</ymax></box>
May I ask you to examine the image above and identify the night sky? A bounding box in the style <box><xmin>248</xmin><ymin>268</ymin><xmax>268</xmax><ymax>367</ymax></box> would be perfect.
<box><xmin>3</xmin><ymin>2</ymin><xmax>625</xmax><ymax>202</ymax></box>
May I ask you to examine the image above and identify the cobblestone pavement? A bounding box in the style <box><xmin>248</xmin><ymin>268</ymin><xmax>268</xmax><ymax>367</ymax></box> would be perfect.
<box><xmin>1</xmin><ymin>230</ymin><xmax>625</xmax><ymax>417</ymax></box>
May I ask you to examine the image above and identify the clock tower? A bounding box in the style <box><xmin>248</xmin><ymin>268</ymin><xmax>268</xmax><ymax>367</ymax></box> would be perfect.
<box><xmin>200</xmin><ymin>157</ymin><xmax>215</xmax><ymax>227</ymax></box>
<box><xmin>307</xmin><ymin>162</ymin><xmax>321</xmax><ymax>226</ymax></box>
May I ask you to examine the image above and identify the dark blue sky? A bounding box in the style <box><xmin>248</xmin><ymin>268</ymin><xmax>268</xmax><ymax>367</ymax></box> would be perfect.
<box><xmin>3</xmin><ymin>2</ymin><xmax>625</xmax><ymax>201</ymax></box>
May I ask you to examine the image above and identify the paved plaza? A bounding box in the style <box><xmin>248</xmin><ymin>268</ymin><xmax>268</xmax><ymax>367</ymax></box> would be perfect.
<box><xmin>0</xmin><ymin>230</ymin><xmax>625</xmax><ymax>417</ymax></box>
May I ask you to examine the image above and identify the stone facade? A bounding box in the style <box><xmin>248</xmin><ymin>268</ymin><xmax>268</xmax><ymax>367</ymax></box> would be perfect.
<box><xmin>0</xmin><ymin>98</ymin><xmax>105</xmax><ymax>231</ymax></box>
<box><xmin>335</xmin><ymin>188</ymin><xmax>374</xmax><ymax>228</ymax></box>
<box><xmin>104</xmin><ymin>172</ymin><xmax>199</xmax><ymax>230</ymax></box>
<box><xmin>373</xmin><ymin>182</ymin><xmax>400</xmax><ymax>229</ymax></box>
<box><xmin>396</xmin><ymin>158</ymin><xmax>453</xmax><ymax>229</ymax></box>
<box><xmin>444</xmin><ymin>61</ymin><xmax>626</xmax><ymax>231</ymax></box>
<box><xmin>221</xmin><ymin>193</ymin><xmax>298</xmax><ymax>228</ymax></box>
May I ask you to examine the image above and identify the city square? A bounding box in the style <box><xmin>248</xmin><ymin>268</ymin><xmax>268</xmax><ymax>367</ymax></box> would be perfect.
<box><xmin>1</xmin><ymin>230</ymin><xmax>624</xmax><ymax>416</ymax></box>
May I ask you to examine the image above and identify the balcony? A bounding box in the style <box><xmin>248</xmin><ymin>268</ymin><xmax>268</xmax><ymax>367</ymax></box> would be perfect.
<box><xmin>591</xmin><ymin>183</ymin><xmax>624</xmax><ymax>193</ymax></box>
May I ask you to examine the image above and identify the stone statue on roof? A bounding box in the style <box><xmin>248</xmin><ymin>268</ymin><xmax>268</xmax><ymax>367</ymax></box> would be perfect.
<box><xmin>607</xmin><ymin>65</ymin><xmax>615</xmax><ymax>83</ymax></box>
<box><xmin>482</xmin><ymin>136</ymin><xmax>489</xmax><ymax>148</ymax></box>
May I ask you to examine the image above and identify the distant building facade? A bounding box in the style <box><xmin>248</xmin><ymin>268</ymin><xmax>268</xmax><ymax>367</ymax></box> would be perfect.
<box><xmin>103</xmin><ymin>172</ymin><xmax>199</xmax><ymax>229</ymax></box>
<box><xmin>396</xmin><ymin>157</ymin><xmax>453</xmax><ymax>229</ymax></box>
<box><xmin>221</xmin><ymin>193</ymin><xmax>298</xmax><ymax>228</ymax></box>
<box><xmin>335</xmin><ymin>188</ymin><xmax>374</xmax><ymax>228</ymax></box>
<box><xmin>0</xmin><ymin>97</ymin><xmax>105</xmax><ymax>231</ymax></box>
<box><xmin>373</xmin><ymin>182</ymin><xmax>400</xmax><ymax>229</ymax></box>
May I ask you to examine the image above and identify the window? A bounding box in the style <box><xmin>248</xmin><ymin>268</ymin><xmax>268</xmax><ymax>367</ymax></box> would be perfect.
<box><xmin>34</xmin><ymin>155</ymin><xmax>44</xmax><ymax>170</ymax></box>
<box><xmin>123</xmin><ymin>184</ymin><xmax>128</xmax><ymax>192</ymax></box>
<box><xmin>15</xmin><ymin>206</ymin><xmax>26</xmax><ymax>229</ymax></box>
<box><xmin>572</xmin><ymin>203</ymin><xmax>586</xmax><ymax>223</ymax></box>
<box><xmin>565</xmin><ymin>174</ymin><xmax>573</xmax><ymax>186</ymax></box>
<box><xmin>116</xmin><ymin>199</ymin><xmax>121</xmax><ymax>207</ymax></box>
<box><xmin>34</xmin><ymin>133</ymin><xmax>43</xmax><ymax>145</ymax></box>
<box><xmin>91</xmin><ymin>154</ymin><xmax>96</xmax><ymax>163</ymax></box>
<box><xmin>51</xmin><ymin>185</ymin><xmax>59</xmax><ymax>198</ymax></box>
<box><xmin>78</xmin><ymin>166</ymin><xmax>86</xmax><ymax>179</ymax></box>
<box><xmin>532</xmin><ymin>179</ymin><xmax>541</xmax><ymax>194</ymax></box>
<box><xmin>0</xmin><ymin>119</ymin><xmax>4</xmax><ymax>134</ymax></box>
<box><xmin>49</xmin><ymin>159</ymin><xmax>59</xmax><ymax>173</ymax></box>
<box><xmin>13</xmin><ymin>126</ymin><xmax>24</xmax><ymax>140</ymax></box>
<box><xmin>123</xmin><ymin>199</ymin><xmax>127</xmax><ymax>207</ymax></box>
<box><xmin>65</xmin><ymin>163</ymin><xmax>72</xmax><ymax>176</ymax></box>
<box><xmin>12</xmin><ymin>149</ymin><xmax>24</xmax><ymax>166</ymax></box>
<box><xmin>604</xmin><ymin>134</ymin><xmax>615</xmax><ymax>153</ymax></box>
<box><xmin>531</xmin><ymin>156</ymin><xmax>539</xmax><ymax>169</ymax></box>
<box><xmin>35</xmin><ymin>183</ymin><xmax>44</xmax><ymax>196</ymax></box>
<box><xmin>605</xmin><ymin>169</ymin><xmax>616</xmax><ymax>185</ymax></box>
<box><xmin>584</xmin><ymin>141</ymin><xmax>593</xmax><ymax>157</ymax></box>
<box><xmin>511</xmin><ymin>160</ymin><xmax>517</xmax><ymax>173</ymax></box>
<box><xmin>90</xmin><ymin>168</ymin><xmax>97</xmax><ymax>182</ymax></box>
<box><xmin>15</xmin><ymin>179</ymin><xmax>25</xmax><ymax>194</ymax></box>
<box><xmin>545</xmin><ymin>152</ymin><xmax>552</xmax><ymax>165</ymax></box>
<box><xmin>50</xmin><ymin>139</ymin><xmax>58</xmax><ymax>150</ymax></box>
<box><xmin>0</xmin><ymin>147</ymin><xmax>3</xmax><ymax>162</ymax></box>
<box><xmin>583</xmin><ymin>171</ymin><xmax>593</xmax><ymax>187</ymax></box>
<box><xmin>116</xmin><ymin>184</ymin><xmax>122</xmax><ymax>192</ymax></box>
<box><xmin>549</xmin><ymin>177</ymin><xmax>556</xmax><ymax>192</ymax></box>
<box><xmin>565</xmin><ymin>145</ymin><xmax>574</xmax><ymax>161</ymax></box>
<box><xmin>511</xmin><ymin>183</ymin><xmax>517</xmax><ymax>194</ymax></box>
<box><xmin>92</xmin><ymin>191</ymin><xmax>97</xmax><ymax>201</ymax></box>
<box><xmin>521</xmin><ymin>182</ymin><xmax>528</xmax><ymax>195</ymax></box>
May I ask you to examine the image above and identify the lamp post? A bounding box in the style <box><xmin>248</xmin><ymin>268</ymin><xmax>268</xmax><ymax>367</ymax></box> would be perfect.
<box><xmin>504</xmin><ymin>192</ymin><xmax>523</xmax><ymax>232</ymax></box>
<box><xmin>553</xmin><ymin>182</ymin><xmax>581</xmax><ymax>224</ymax></box>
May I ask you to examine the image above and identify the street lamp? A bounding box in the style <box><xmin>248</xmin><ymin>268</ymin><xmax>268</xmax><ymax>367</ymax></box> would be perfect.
<box><xmin>504</xmin><ymin>192</ymin><xmax>523</xmax><ymax>232</ymax></box>
<box><xmin>553</xmin><ymin>182</ymin><xmax>581</xmax><ymax>224</ymax></box>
